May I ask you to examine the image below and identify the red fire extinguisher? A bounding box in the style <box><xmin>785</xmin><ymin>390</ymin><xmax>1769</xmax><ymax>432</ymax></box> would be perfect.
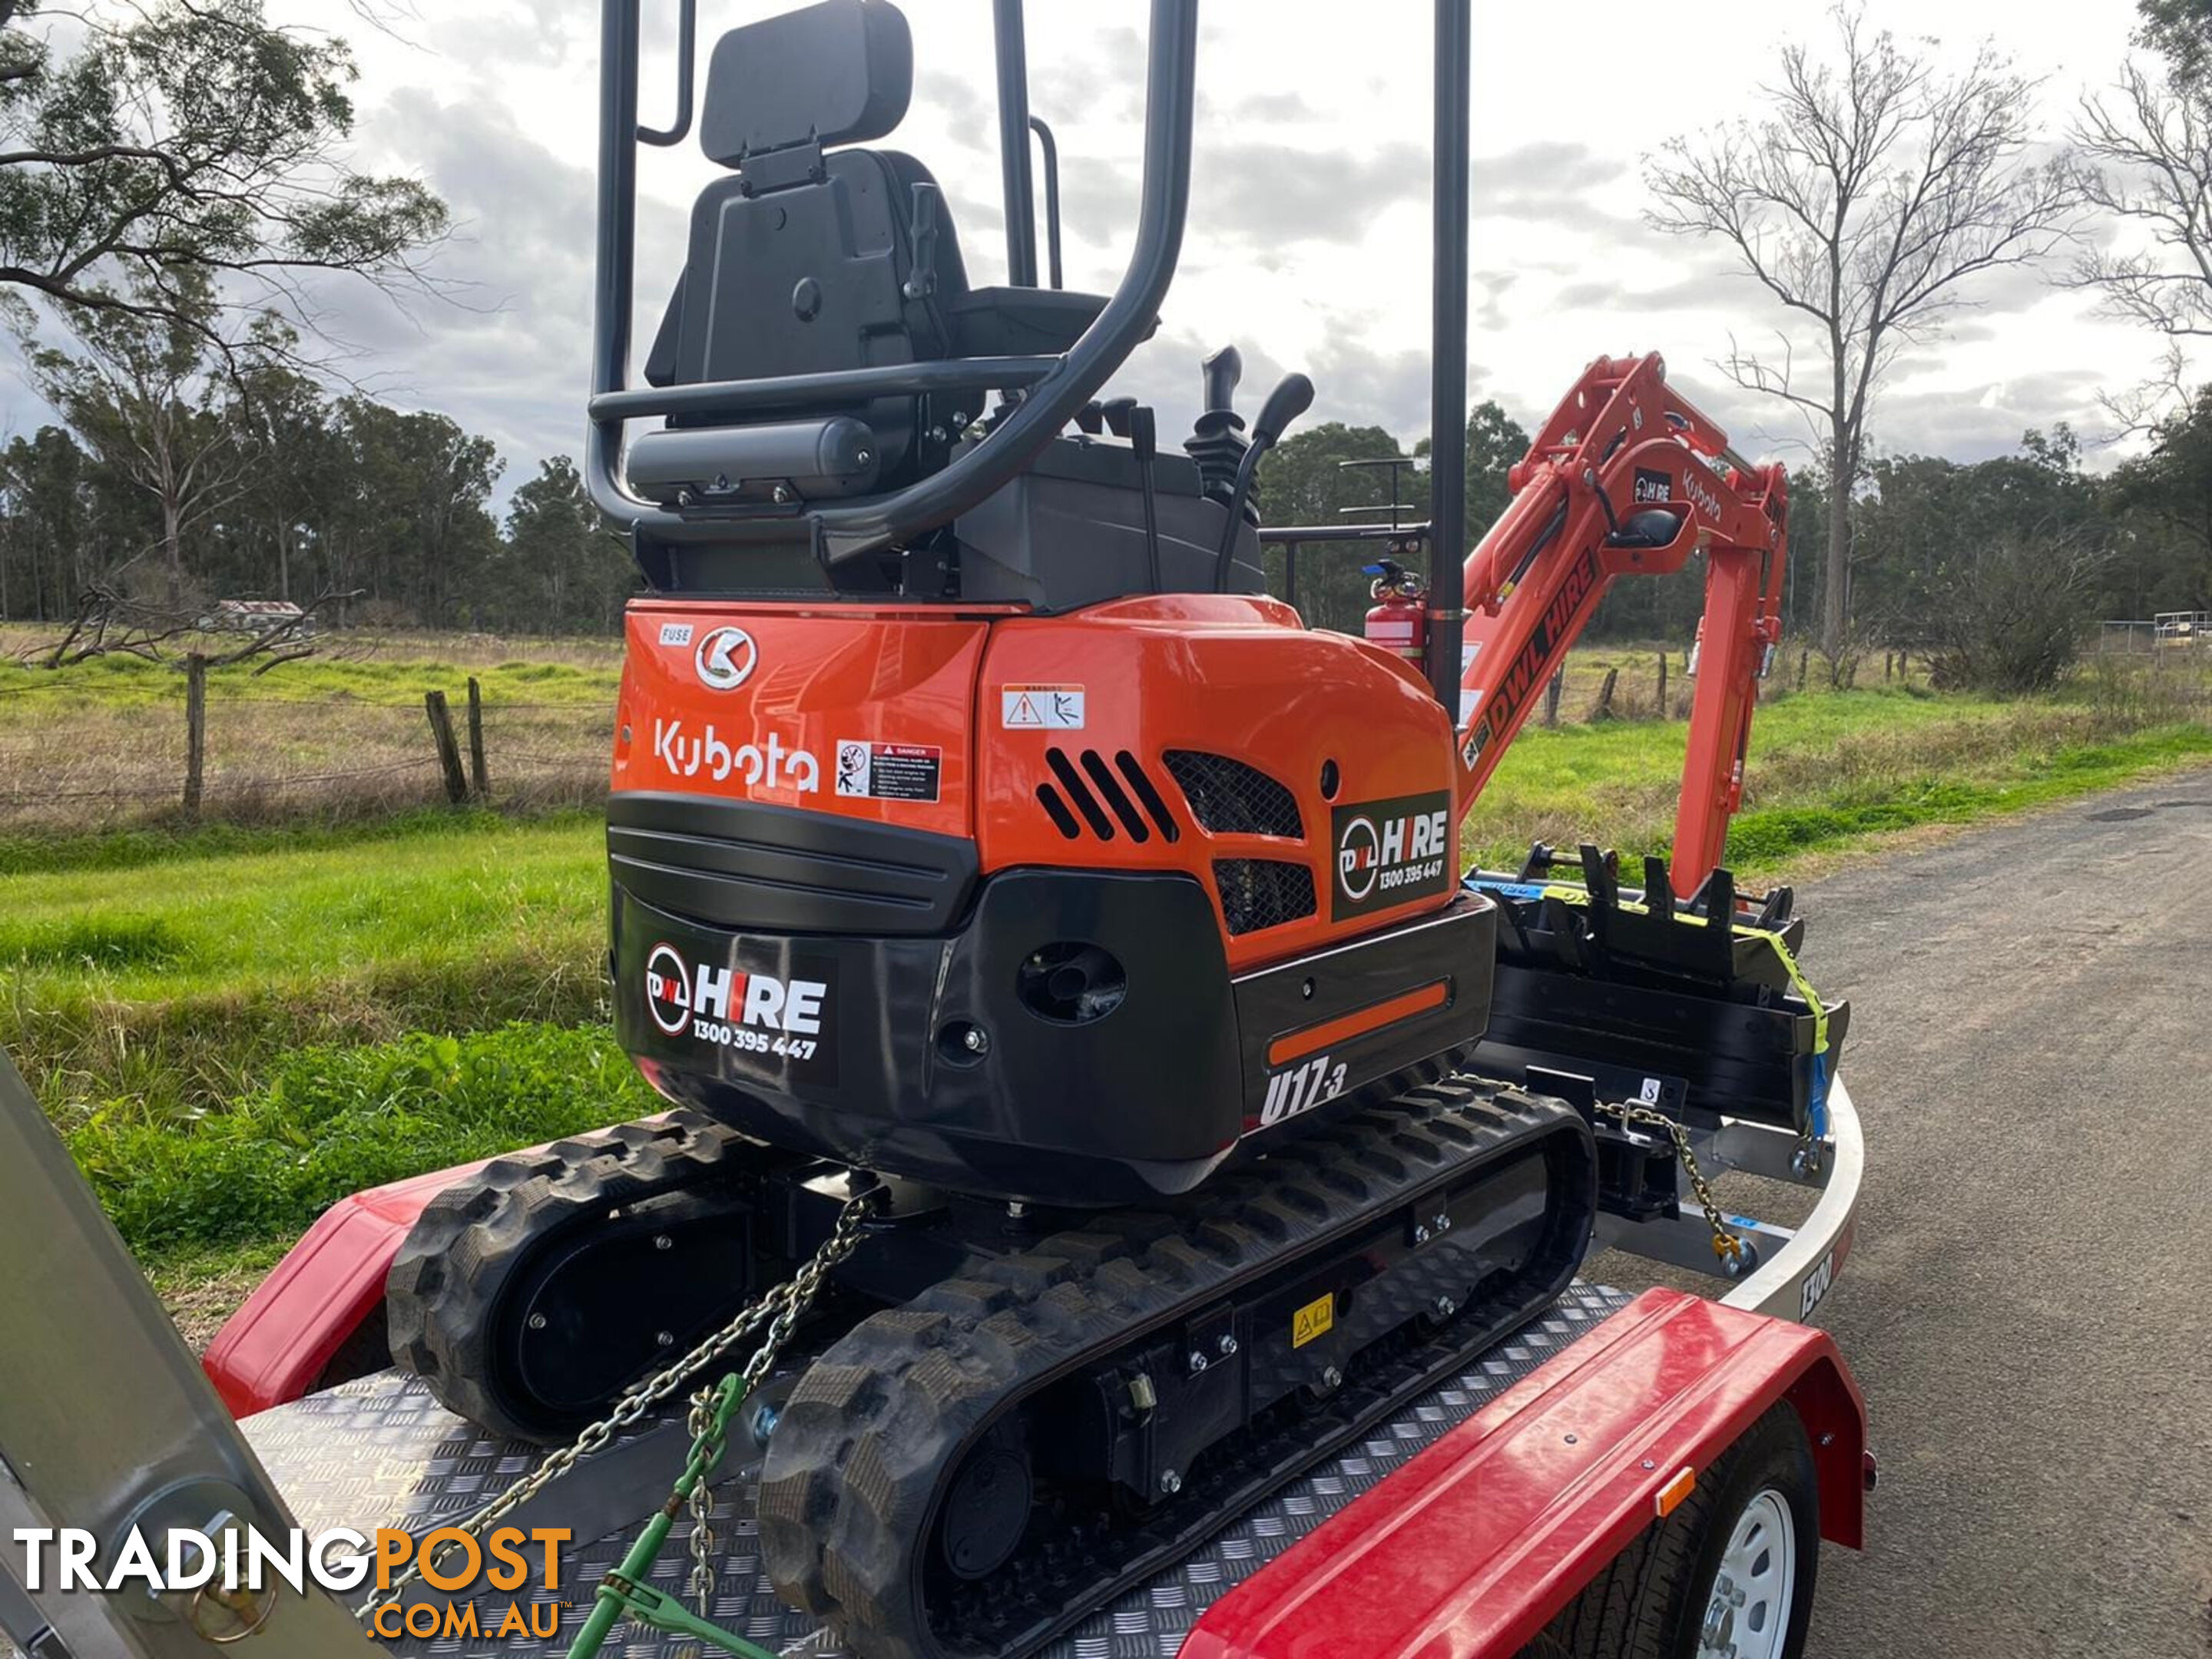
<box><xmin>1364</xmin><ymin>560</ymin><xmax>1428</xmax><ymax>664</ymax></box>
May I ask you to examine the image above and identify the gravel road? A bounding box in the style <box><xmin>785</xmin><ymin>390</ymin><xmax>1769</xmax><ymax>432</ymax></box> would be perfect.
<box><xmin>1793</xmin><ymin>777</ymin><xmax>2212</xmax><ymax>1657</ymax></box>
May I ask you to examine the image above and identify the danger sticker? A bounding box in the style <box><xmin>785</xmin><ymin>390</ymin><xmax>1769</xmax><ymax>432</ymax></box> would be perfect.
<box><xmin>1002</xmin><ymin>685</ymin><xmax>1085</xmax><ymax>730</ymax></box>
<box><xmin>835</xmin><ymin>740</ymin><xmax>942</xmax><ymax>802</ymax></box>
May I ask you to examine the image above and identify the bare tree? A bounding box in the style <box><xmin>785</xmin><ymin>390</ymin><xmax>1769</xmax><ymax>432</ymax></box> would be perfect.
<box><xmin>2070</xmin><ymin>62</ymin><xmax>2212</xmax><ymax>428</ymax></box>
<box><xmin>1643</xmin><ymin>6</ymin><xmax>2078</xmax><ymax>654</ymax></box>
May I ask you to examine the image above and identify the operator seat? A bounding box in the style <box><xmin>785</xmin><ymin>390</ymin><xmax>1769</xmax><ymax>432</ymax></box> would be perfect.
<box><xmin>630</xmin><ymin>0</ymin><xmax>1110</xmax><ymax>510</ymax></box>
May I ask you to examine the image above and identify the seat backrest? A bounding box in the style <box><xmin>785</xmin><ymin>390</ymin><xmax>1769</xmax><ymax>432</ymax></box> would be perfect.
<box><xmin>642</xmin><ymin>0</ymin><xmax>973</xmax><ymax>488</ymax></box>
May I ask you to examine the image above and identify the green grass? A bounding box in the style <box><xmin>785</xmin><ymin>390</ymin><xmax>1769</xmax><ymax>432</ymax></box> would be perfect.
<box><xmin>2</xmin><ymin>810</ymin><xmax>608</xmax><ymax>1128</ymax></box>
<box><xmin>1462</xmin><ymin>683</ymin><xmax>2212</xmax><ymax>876</ymax></box>
<box><xmin>69</xmin><ymin>1022</ymin><xmax>653</xmax><ymax>1266</ymax></box>
<box><xmin>6</xmin><ymin>669</ymin><xmax>2209</xmax><ymax>1291</ymax></box>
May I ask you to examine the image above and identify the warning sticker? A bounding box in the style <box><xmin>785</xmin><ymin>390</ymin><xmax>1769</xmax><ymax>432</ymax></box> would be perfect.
<box><xmin>1291</xmin><ymin>1293</ymin><xmax>1335</xmax><ymax>1349</ymax></box>
<box><xmin>1002</xmin><ymin>684</ymin><xmax>1085</xmax><ymax>730</ymax></box>
<box><xmin>835</xmin><ymin>740</ymin><xmax>942</xmax><ymax>802</ymax></box>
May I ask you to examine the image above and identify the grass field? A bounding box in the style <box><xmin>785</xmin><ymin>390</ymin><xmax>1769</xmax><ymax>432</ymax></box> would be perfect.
<box><xmin>4</xmin><ymin>634</ymin><xmax>2210</xmax><ymax>1337</ymax></box>
<box><xmin>0</xmin><ymin>625</ymin><xmax>620</xmax><ymax>833</ymax></box>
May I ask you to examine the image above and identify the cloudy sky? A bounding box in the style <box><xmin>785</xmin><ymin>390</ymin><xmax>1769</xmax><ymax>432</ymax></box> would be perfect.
<box><xmin>6</xmin><ymin>0</ymin><xmax>2179</xmax><ymax>502</ymax></box>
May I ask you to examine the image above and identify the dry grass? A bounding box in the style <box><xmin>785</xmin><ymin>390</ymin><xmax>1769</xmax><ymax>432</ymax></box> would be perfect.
<box><xmin>0</xmin><ymin>628</ymin><xmax>618</xmax><ymax>834</ymax></box>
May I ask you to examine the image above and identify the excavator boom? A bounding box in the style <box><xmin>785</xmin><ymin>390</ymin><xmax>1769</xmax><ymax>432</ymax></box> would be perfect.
<box><xmin>1450</xmin><ymin>353</ymin><xmax>1788</xmax><ymax>898</ymax></box>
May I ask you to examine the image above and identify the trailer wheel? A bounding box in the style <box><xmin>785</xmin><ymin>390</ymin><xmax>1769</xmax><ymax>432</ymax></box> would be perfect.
<box><xmin>1518</xmin><ymin>1402</ymin><xmax>1820</xmax><ymax>1659</ymax></box>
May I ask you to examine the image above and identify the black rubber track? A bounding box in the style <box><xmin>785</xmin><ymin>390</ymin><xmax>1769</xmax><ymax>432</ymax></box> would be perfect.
<box><xmin>758</xmin><ymin>1076</ymin><xmax>1595</xmax><ymax>1659</ymax></box>
<box><xmin>386</xmin><ymin>1110</ymin><xmax>759</xmax><ymax>1442</ymax></box>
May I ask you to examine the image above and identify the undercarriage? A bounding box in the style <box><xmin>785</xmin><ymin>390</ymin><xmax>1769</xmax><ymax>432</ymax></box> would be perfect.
<box><xmin>390</xmin><ymin>1077</ymin><xmax>1596</xmax><ymax>1657</ymax></box>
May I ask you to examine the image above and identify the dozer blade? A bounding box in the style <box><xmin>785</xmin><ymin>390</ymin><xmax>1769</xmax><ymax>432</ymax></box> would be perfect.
<box><xmin>757</xmin><ymin>1077</ymin><xmax>1596</xmax><ymax>1659</ymax></box>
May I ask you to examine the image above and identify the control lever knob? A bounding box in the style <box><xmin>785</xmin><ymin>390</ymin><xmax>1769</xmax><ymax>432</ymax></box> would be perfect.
<box><xmin>1252</xmin><ymin>373</ymin><xmax>1315</xmax><ymax>445</ymax></box>
<box><xmin>1201</xmin><ymin>345</ymin><xmax>1244</xmax><ymax>419</ymax></box>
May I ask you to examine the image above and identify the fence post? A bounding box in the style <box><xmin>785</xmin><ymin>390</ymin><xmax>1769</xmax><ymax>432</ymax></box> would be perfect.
<box><xmin>465</xmin><ymin>677</ymin><xmax>488</xmax><ymax>801</ymax></box>
<box><xmin>1591</xmin><ymin>666</ymin><xmax>1619</xmax><ymax>720</ymax></box>
<box><xmin>425</xmin><ymin>690</ymin><xmax>469</xmax><ymax>805</ymax></box>
<box><xmin>1655</xmin><ymin>651</ymin><xmax>1668</xmax><ymax>717</ymax></box>
<box><xmin>1797</xmin><ymin>649</ymin><xmax>1810</xmax><ymax>692</ymax></box>
<box><xmin>182</xmin><ymin>653</ymin><xmax>207</xmax><ymax>818</ymax></box>
<box><xmin>1543</xmin><ymin>666</ymin><xmax>1565</xmax><ymax>727</ymax></box>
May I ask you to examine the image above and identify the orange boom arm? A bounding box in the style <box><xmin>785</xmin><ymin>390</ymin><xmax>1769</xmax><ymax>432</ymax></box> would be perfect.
<box><xmin>1451</xmin><ymin>353</ymin><xmax>1787</xmax><ymax>899</ymax></box>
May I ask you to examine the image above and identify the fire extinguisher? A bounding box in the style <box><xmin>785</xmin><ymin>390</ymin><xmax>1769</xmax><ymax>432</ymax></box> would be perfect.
<box><xmin>1364</xmin><ymin>560</ymin><xmax>1428</xmax><ymax>664</ymax></box>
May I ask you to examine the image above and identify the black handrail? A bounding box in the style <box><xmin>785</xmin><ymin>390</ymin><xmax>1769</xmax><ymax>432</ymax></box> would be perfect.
<box><xmin>1029</xmin><ymin>114</ymin><xmax>1064</xmax><ymax>290</ymax></box>
<box><xmin>588</xmin><ymin>357</ymin><xmax>1057</xmax><ymax>423</ymax></box>
<box><xmin>1426</xmin><ymin>0</ymin><xmax>1472</xmax><ymax>713</ymax></box>
<box><xmin>634</xmin><ymin>0</ymin><xmax>694</xmax><ymax>146</ymax></box>
<box><xmin>994</xmin><ymin>0</ymin><xmax>1038</xmax><ymax>289</ymax></box>
<box><xmin>585</xmin><ymin>0</ymin><xmax>1200</xmax><ymax>573</ymax></box>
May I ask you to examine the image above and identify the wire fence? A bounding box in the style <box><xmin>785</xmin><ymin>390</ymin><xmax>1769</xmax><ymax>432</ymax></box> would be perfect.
<box><xmin>0</xmin><ymin>671</ymin><xmax>611</xmax><ymax>833</ymax></box>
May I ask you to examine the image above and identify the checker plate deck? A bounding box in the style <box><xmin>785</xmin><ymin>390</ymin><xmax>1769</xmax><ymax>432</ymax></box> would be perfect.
<box><xmin>244</xmin><ymin>1283</ymin><xmax>1631</xmax><ymax>1657</ymax></box>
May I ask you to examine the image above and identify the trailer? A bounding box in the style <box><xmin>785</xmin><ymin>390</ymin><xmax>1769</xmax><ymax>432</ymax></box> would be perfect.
<box><xmin>0</xmin><ymin>1044</ymin><xmax>1866</xmax><ymax>1659</ymax></box>
<box><xmin>0</xmin><ymin>1</ymin><xmax>1878</xmax><ymax>1651</ymax></box>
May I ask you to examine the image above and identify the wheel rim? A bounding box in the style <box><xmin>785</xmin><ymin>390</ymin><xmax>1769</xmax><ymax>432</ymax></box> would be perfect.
<box><xmin>1696</xmin><ymin>1486</ymin><xmax>1796</xmax><ymax>1659</ymax></box>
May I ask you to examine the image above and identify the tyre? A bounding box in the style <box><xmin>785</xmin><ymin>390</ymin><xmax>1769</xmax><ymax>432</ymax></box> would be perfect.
<box><xmin>1520</xmin><ymin>1402</ymin><xmax>1820</xmax><ymax>1659</ymax></box>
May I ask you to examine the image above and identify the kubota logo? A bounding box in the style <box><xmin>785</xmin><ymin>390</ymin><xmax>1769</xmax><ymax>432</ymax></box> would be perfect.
<box><xmin>694</xmin><ymin>626</ymin><xmax>757</xmax><ymax>690</ymax></box>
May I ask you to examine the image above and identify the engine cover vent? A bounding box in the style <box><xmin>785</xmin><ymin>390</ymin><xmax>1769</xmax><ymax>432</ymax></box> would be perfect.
<box><xmin>1164</xmin><ymin>751</ymin><xmax>1303</xmax><ymax>839</ymax></box>
<box><xmin>1036</xmin><ymin>749</ymin><xmax>1180</xmax><ymax>843</ymax></box>
<box><xmin>1214</xmin><ymin>858</ymin><xmax>1317</xmax><ymax>935</ymax></box>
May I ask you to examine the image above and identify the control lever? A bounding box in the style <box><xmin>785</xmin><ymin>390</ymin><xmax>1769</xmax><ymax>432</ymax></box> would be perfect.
<box><xmin>1100</xmin><ymin>397</ymin><xmax>1137</xmax><ymax>439</ymax></box>
<box><xmin>1129</xmin><ymin>406</ymin><xmax>1163</xmax><ymax>594</ymax></box>
<box><xmin>1214</xmin><ymin>373</ymin><xmax>1315</xmax><ymax>591</ymax></box>
<box><xmin>1202</xmin><ymin>344</ymin><xmax>1243</xmax><ymax>416</ymax></box>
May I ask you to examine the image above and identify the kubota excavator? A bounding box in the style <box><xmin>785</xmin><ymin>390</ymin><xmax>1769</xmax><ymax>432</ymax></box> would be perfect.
<box><xmin>203</xmin><ymin>4</ymin><xmax>1846</xmax><ymax>1657</ymax></box>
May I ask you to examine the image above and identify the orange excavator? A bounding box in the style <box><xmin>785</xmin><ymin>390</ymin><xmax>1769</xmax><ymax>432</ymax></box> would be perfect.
<box><xmin>229</xmin><ymin>3</ymin><xmax>1839</xmax><ymax>1655</ymax></box>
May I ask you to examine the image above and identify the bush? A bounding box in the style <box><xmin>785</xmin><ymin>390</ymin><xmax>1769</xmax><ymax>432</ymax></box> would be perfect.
<box><xmin>1922</xmin><ymin>531</ymin><xmax>2107</xmax><ymax>693</ymax></box>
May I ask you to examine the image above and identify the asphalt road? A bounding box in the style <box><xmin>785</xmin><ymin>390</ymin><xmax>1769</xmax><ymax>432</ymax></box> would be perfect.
<box><xmin>1780</xmin><ymin>778</ymin><xmax>2212</xmax><ymax>1657</ymax></box>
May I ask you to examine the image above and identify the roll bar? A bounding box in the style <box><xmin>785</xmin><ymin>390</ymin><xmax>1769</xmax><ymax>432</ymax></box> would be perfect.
<box><xmin>586</xmin><ymin>0</ymin><xmax>1200</xmax><ymax>574</ymax></box>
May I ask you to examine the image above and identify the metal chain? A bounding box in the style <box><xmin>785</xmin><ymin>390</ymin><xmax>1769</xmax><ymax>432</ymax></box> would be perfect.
<box><xmin>1596</xmin><ymin>1101</ymin><xmax>1747</xmax><ymax>1272</ymax></box>
<box><xmin>356</xmin><ymin>1190</ymin><xmax>873</xmax><ymax>1618</ymax></box>
<box><xmin>683</xmin><ymin>1193</ymin><xmax>866</xmax><ymax>1614</ymax></box>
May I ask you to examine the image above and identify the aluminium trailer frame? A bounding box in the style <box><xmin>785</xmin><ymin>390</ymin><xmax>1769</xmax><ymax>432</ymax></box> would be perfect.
<box><xmin>0</xmin><ymin>1045</ymin><xmax>1866</xmax><ymax>1659</ymax></box>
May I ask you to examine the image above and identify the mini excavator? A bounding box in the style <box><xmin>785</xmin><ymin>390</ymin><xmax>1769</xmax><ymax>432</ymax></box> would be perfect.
<box><xmin>375</xmin><ymin>3</ymin><xmax>1846</xmax><ymax>1656</ymax></box>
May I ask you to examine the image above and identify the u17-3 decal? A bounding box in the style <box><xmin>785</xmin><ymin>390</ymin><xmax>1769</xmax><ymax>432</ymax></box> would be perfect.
<box><xmin>1330</xmin><ymin>791</ymin><xmax>1455</xmax><ymax>921</ymax></box>
<box><xmin>1260</xmin><ymin>1052</ymin><xmax>1347</xmax><ymax>1127</ymax></box>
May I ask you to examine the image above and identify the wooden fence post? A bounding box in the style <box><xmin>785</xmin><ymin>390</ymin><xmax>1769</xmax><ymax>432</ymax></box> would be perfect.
<box><xmin>1591</xmin><ymin>666</ymin><xmax>1620</xmax><ymax>720</ymax></box>
<box><xmin>1797</xmin><ymin>649</ymin><xmax>1810</xmax><ymax>691</ymax></box>
<box><xmin>182</xmin><ymin>653</ymin><xmax>207</xmax><ymax>818</ymax></box>
<box><xmin>465</xmin><ymin>677</ymin><xmax>488</xmax><ymax>800</ymax></box>
<box><xmin>1655</xmin><ymin>651</ymin><xmax>1668</xmax><ymax>717</ymax></box>
<box><xmin>1543</xmin><ymin>666</ymin><xmax>1565</xmax><ymax>727</ymax></box>
<box><xmin>425</xmin><ymin>690</ymin><xmax>469</xmax><ymax>805</ymax></box>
